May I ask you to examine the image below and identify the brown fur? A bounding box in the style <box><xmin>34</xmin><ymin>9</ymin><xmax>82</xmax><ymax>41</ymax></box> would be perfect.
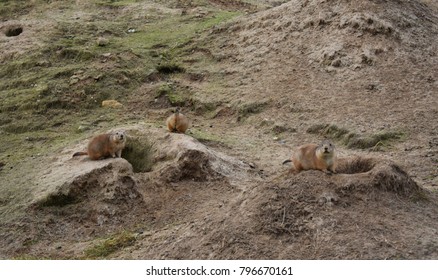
<box><xmin>283</xmin><ymin>139</ymin><xmax>337</xmax><ymax>174</ymax></box>
<box><xmin>73</xmin><ymin>131</ymin><xmax>126</xmax><ymax>160</ymax></box>
<box><xmin>166</xmin><ymin>107</ymin><xmax>189</xmax><ymax>133</ymax></box>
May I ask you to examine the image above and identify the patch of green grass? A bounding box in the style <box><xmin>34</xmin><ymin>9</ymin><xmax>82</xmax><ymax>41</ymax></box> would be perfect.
<box><xmin>0</xmin><ymin>0</ymin><xmax>34</xmax><ymax>19</ymax></box>
<box><xmin>346</xmin><ymin>131</ymin><xmax>405</xmax><ymax>150</ymax></box>
<box><xmin>167</xmin><ymin>92</ymin><xmax>187</xmax><ymax>106</ymax></box>
<box><xmin>156</xmin><ymin>83</ymin><xmax>191</xmax><ymax>106</ymax></box>
<box><xmin>84</xmin><ymin>231</ymin><xmax>136</xmax><ymax>259</ymax></box>
<box><xmin>307</xmin><ymin>123</ymin><xmax>406</xmax><ymax>150</ymax></box>
<box><xmin>116</xmin><ymin>10</ymin><xmax>240</xmax><ymax>54</ymax></box>
<box><xmin>307</xmin><ymin>124</ymin><xmax>350</xmax><ymax>140</ymax></box>
<box><xmin>190</xmin><ymin>128</ymin><xmax>219</xmax><ymax>142</ymax></box>
<box><xmin>94</xmin><ymin>0</ymin><xmax>144</xmax><ymax>7</ymax></box>
<box><xmin>189</xmin><ymin>128</ymin><xmax>233</xmax><ymax>145</ymax></box>
<box><xmin>237</xmin><ymin>100</ymin><xmax>270</xmax><ymax>121</ymax></box>
<box><xmin>2</xmin><ymin>120</ymin><xmax>46</xmax><ymax>134</ymax></box>
<box><xmin>191</xmin><ymin>98</ymin><xmax>220</xmax><ymax>117</ymax></box>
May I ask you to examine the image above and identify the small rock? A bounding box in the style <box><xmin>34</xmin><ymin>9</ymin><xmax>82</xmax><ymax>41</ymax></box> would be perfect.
<box><xmin>331</xmin><ymin>59</ymin><xmax>342</xmax><ymax>67</ymax></box>
<box><xmin>102</xmin><ymin>100</ymin><xmax>123</xmax><ymax>108</ymax></box>
<box><xmin>77</xmin><ymin>125</ymin><xmax>90</xmax><ymax>132</ymax></box>
<box><xmin>69</xmin><ymin>75</ymin><xmax>80</xmax><ymax>85</ymax></box>
<box><xmin>36</xmin><ymin>60</ymin><xmax>51</xmax><ymax>67</ymax></box>
<box><xmin>96</xmin><ymin>37</ymin><xmax>109</xmax><ymax>47</ymax></box>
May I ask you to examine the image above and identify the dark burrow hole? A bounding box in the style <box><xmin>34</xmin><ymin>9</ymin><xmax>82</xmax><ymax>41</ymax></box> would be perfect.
<box><xmin>5</xmin><ymin>26</ymin><xmax>23</xmax><ymax>37</ymax></box>
<box><xmin>336</xmin><ymin>157</ymin><xmax>375</xmax><ymax>174</ymax></box>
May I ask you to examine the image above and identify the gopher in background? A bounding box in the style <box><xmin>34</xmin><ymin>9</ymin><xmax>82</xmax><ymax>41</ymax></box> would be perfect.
<box><xmin>166</xmin><ymin>107</ymin><xmax>189</xmax><ymax>133</ymax></box>
<box><xmin>283</xmin><ymin>139</ymin><xmax>337</xmax><ymax>174</ymax></box>
<box><xmin>73</xmin><ymin>131</ymin><xmax>126</xmax><ymax>160</ymax></box>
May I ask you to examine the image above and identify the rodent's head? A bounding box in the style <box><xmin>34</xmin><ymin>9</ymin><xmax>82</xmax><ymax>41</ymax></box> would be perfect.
<box><xmin>318</xmin><ymin>139</ymin><xmax>335</xmax><ymax>155</ymax></box>
<box><xmin>113</xmin><ymin>131</ymin><xmax>126</xmax><ymax>143</ymax></box>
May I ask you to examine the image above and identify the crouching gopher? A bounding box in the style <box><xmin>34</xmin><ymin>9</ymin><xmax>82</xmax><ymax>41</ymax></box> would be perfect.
<box><xmin>73</xmin><ymin>131</ymin><xmax>126</xmax><ymax>160</ymax></box>
<box><xmin>283</xmin><ymin>139</ymin><xmax>337</xmax><ymax>174</ymax></box>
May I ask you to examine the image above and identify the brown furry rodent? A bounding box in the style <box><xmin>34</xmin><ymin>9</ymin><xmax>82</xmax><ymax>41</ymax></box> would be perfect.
<box><xmin>166</xmin><ymin>107</ymin><xmax>189</xmax><ymax>133</ymax></box>
<box><xmin>72</xmin><ymin>131</ymin><xmax>126</xmax><ymax>160</ymax></box>
<box><xmin>283</xmin><ymin>139</ymin><xmax>337</xmax><ymax>174</ymax></box>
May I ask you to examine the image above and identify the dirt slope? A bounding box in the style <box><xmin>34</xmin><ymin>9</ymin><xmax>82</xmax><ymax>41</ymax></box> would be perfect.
<box><xmin>1</xmin><ymin>0</ymin><xmax>438</xmax><ymax>259</ymax></box>
<box><xmin>201</xmin><ymin>0</ymin><xmax>438</xmax><ymax>186</ymax></box>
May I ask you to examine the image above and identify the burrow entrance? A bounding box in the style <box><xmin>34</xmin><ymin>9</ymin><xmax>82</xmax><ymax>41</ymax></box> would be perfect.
<box><xmin>336</xmin><ymin>157</ymin><xmax>375</xmax><ymax>174</ymax></box>
<box><xmin>4</xmin><ymin>26</ymin><xmax>23</xmax><ymax>37</ymax></box>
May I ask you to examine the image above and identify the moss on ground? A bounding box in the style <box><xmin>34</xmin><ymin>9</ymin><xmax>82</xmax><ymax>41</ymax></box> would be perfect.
<box><xmin>237</xmin><ymin>100</ymin><xmax>270</xmax><ymax>121</ymax></box>
<box><xmin>84</xmin><ymin>231</ymin><xmax>137</xmax><ymax>259</ymax></box>
<box><xmin>307</xmin><ymin>123</ymin><xmax>406</xmax><ymax>150</ymax></box>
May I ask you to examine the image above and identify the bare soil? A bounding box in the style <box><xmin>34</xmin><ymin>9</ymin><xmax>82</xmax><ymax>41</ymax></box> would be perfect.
<box><xmin>1</xmin><ymin>0</ymin><xmax>438</xmax><ymax>259</ymax></box>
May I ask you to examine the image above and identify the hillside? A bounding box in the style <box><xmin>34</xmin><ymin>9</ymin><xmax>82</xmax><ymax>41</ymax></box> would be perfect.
<box><xmin>1</xmin><ymin>0</ymin><xmax>437</xmax><ymax>259</ymax></box>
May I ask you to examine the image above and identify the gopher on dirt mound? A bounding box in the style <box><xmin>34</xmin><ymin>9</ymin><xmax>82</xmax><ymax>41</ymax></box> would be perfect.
<box><xmin>283</xmin><ymin>139</ymin><xmax>337</xmax><ymax>174</ymax></box>
<box><xmin>166</xmin><ymin>107</ymin><xmax>189</xmax><ymax>133</ymax></box>
<box><xmin>73</xmin><ymin>131</ymin><xmax>126</xmax><ymax>160</ymax></box>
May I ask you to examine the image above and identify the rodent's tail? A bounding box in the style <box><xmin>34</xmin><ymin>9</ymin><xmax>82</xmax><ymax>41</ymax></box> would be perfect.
<box><xmin>282</xmin><ymin>159</ymin><xmax>292</xmax><ymax>165</ymax></box>
<box><xmin>72</xmin><ymin>151</ymin><xmax>88</xmax><ymax>157</ymax></box>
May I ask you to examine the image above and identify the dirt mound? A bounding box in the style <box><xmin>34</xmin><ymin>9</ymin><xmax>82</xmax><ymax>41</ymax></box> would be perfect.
<box><xmin>121</xmin><ymin>155</ymin><xmax>437</xmax><ymax>260</ymax></box>
<box><xmin>258</xmin><ymin>158</ymin><xmax>422</xmax><ymax>235</ymax></box>
<box><xmin>0</xmin><ymin>127</ymin><xmax>256</xmax><ymax>258</ymax></box>
<box><xmin>214</xmin><ymin>0</ymin><xmax>438</xmax><ymax>69</ymax></box>
<box><xmin>34</xmin><ymin>157</ymin><xmax>139</xmax><ymax>206</ymax></box>
<box><xmin>336</xmin><ymin>157</ymin><xmax>421</xmax><ymax>196</ymax></box>
<box><xmin>151</xmin><ymin>131</ymin><xmax>252</xmax><ymax>183</ymax></box>
<box><xmin>207</xmin><ymin>0</ymin><xmax>438</xmax><ymax>134</ymax></box>
<box><xmin>0</xmin><ymin>157</ymin><xmax>147</xmax><ymax>258</ymax></box>
<box><xmin>242</xmin><ymin>158</ymin><xmax>435</xmax><ymax>259</ymax></box>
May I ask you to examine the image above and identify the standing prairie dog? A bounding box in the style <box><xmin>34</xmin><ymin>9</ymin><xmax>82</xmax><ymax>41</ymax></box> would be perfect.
<box><xmin>72</xmin><ymin>131</ymin><xmax>126</xmax><ymax>160</ymax></box>
<box><xmin>283</xmin><ymin>139</ymin><xmax>337</xmax><ymax>174</ymax></box>
<box><xmin>166</xmin><ymin>107</ymin><xmax>189</xmax><ymax>133</ymax></box>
